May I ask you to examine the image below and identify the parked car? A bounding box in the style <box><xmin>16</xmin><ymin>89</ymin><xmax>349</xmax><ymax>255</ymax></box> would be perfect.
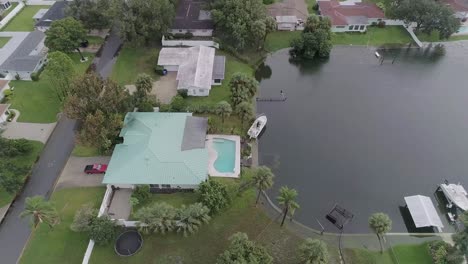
<box><xmin>84</xmin><ymin>164</ymin><xmax>108</xmax><ymax>174</ymax></box>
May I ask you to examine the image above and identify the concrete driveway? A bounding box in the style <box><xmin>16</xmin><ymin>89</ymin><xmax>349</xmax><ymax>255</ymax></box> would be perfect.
<box><xmin>152</xmin><ymin>72</ymin><xmax>178</xmax><ymax>104</ymax></box>
<box><xmin>55</xmin><ymin>156</ymin><xmax>110</xmax><ymax>190</ymax></box>
<box><xmin>1</xmin><ymin>122</ymin><xmax>56</xmax><ymax>143</ymax></box>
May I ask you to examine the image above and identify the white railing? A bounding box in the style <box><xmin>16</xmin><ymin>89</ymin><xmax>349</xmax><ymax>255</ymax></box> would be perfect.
<box><xmin>0</xmin><ymin>2</ymin><xmax>25</xmax><ymax>30</ymax></box>
<box><xmin>161</xmin><ymin>36</ymin><xmax>220</xmax><ymax>48</ymax></box>
<box><xmin>26</xmin><ymin>0</ymin><xmax>56</xmax><ymax>5</ymax></box>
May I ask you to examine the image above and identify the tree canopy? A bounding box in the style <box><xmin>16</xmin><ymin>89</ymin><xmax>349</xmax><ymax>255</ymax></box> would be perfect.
<box><xmin>20</xmin><ymin>196</ymin><xmax>60</xmax><ymax>229</ymax></box>
<box><xmin>109</xmin><ymin>0</ymin><xmax>175</xmax><ymax>44</ymax></box>
<box><xmin>211</xmin><ymin>0</ymin><xmax>272</xmax><ymax>50</ymax></box>
<box><xmin>66</xmin><ymin>0</ymin><xmax>111</xmax><ymax>30</ymax></box>
<box><xmin>277</xmin><ymin>186</ymin><xmax>299</xmax><ymax>227</ymax></box>
<box><xmin>252</xmin><ymin>166</ymin><xmax>274</xmax><ymax>204</ymax></box>
<box><xmin>290</xmin><ymin>15</ymin><xmax>332</xmax><ymax>60</ymax></box>
<box><xmin>45</xmin><ymin>17</ymin><xmax>87</xmax><ymax>53</ymax></box>
<box><xmin>385</xmin><ymin>0</ymin><xmax>460</xmax><ymax>39</ymax></box>
<box><xmin>229</xmin><ymin>73</ymin><xmax>258</xmax><ymax>107</ymax></box>
<box><xmin>299</xmin><ymin>238</ymin><xmax>330</xmax><ymax>264</ymax></box>
<box><xmin>197</xmin><ymin>180</ymin><xmax>230</xmax><ymax>214</ymax></box>
<box><xmin>42</xmin><ymin>51</ymin><xmax>76</xmax><ymax>102</ymax></box>
<box><xmin>0</xmin><ymin>138</ymin><xmax>33</xmax><ymax>194</ymax></box>
<box><xmin>369</xmin><ymin>212</ymin><xmax>392</xmax><ymax>253</ymax></box>
<box><xmin>217</xmin><ymin>232</ymin><xmax>273</xmax><ymax>264</ymax></box>
<box><xmin>215</xmin><ymin>101</ymin><xmax>232</xmax><ymax>123</ymax></box>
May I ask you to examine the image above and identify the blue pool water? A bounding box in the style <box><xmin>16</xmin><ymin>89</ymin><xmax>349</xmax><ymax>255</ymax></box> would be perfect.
<box><xmin>458</xmin><ymin>26</ymin><xmax>468</xmax><ymax>34</ymax></box>
<box><xmin>213</xmin><ymin>138</ymin><xmax>235</xmax><ymax>173</ymax></box>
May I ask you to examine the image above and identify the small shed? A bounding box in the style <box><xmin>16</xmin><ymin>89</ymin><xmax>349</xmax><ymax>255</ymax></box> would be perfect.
<box><xmin>276</xmin><ymin>16</ymin><xmax>298</xmax><ymax>31</ymax></box>
<box><xmin>404</xmin><ymin>195</ymin><xmax>444</xmax><ymax>232</ymax></box>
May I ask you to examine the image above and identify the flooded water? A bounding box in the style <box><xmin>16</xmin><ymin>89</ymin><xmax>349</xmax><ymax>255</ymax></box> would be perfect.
<box><xmin>257</xmin><ymin>43</ymin><xmax>468</xmax><ymax>233</ymax></box>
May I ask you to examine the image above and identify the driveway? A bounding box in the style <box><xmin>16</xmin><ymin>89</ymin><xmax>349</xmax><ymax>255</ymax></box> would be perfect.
<box><xmin>55</xmin><ymin>156</ymin><xmax>110</xmax><ymax>190</ymax></box>
<box><xmin>94</xmin><ymin>30</ymin><xmax>123</xmax><ymax>78</ymax></box>
<box><xmin>0</xmin><ymin>117</ymin><xmax>77</xmax><ymax>264</ymax></box>
<box><xmin>152</xmin><ymin>72</ymin><xmax>178</xmax><ymax>104</ymax></box>
<box><xmin>1</xmin><ymin>122</ymin><xmax>56</xmax><ymax>143</ymax></box>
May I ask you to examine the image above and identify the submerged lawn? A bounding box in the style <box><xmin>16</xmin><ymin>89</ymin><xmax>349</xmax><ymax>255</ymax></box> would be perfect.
<box><xmin>111</xmin><ymin>46</ymin><xmax>160</xmax><ymax>85</ymax></box>
<box><xmin>0</xmin><ymin>140</ymin><xmax>43</xmax><ymax>208</ymax></box>
<box><xmin>8</xmin><ymin>53</ymin><xmax>94</xmax><ymax>123</ymax></box>
<box><xmin>1</xmin><ymin>5</ymin><xmax>50</xmax><ymax>31</ymax></box>
<box><xmin>417</xmin><ymin>30</ymin><xmax>468</xmax><ymax>42</ymax></box>
<box><xmin>20</xmin><ymin>187</ymin><xmax>105</xmax><ymax>264</ymax></box>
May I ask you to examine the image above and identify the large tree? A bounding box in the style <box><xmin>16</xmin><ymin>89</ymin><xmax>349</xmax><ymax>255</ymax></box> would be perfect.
<box><xmin>109</xmin><ymin>0</ymin><xmax>175</xmax><ymax>44</ymax></box>
<box><xmin>45</xmin><ymin>17</ymin><xmax>87</xmax><ymax>60</ymax></box>
<box><xmin>211</xmin><ymin>0</ymin><xmax>270</xmax><ymax>50</ymax></box>
<box><xmin>290</xmin><ymin>15</ymin><xmax>332</xmax><ymax>60</ymax></box>
<box><xmin>277</xmin><ymin>186</ymin><xmax>299</xmax><ymax>227</ymax></box>
<box><xmin>369</xmin><ymin>212</ymin><xmax>392</xmax><ymax>253</ymax></box>
<box><xmin>235</xmin><ymin>101</ymin><xmax>254</xmax><ymax>127</ymax></box>
<box><xmin>20</xmin><ymin>196</ymin><xmax>60</xmax><ymax>229</ymax></box>
<box><xmin>135</xmin><ymin>202</ymin><xmax>177</xmax><ymax>234</ymax></box>
<box><xmin>66</xmin><ymin>0</ymin><xmax>111</xmax><ymax>30</ymax></box>
<box><xmin>197</xmin><ymin>180</ymin><xmax>230</xmax><ymax>214</ymax></box>
<box><xmin>217</xmin><ymin>232</ymin><xmax>273</xmax><ymax>264</ymax></box>
<box><xmin>215</xmin><ymin>101</ymin><xmax>232</xmax><ymax>124</ymax></box>
<box><xmin>386</xmin><ymin>0</ymin><xmax>460</xmax><ymax>39</ymax></box>
<box><xmin>175</xmin><ymin>203</ymin><xmax>211</xmax><ymax>237</ymax></box>
<box><xmin>252</xmin><ymin>166</ymin><xmax>274</xmax><ymax>205</ymax></box>
<box><xmin>454</xmin><ymin>211</ymin><xmax>468</xmax><ymax>255</ymax></box>
<box><xmin>134</xmin><ymin>73</ymin><xmax>154</xmax><ymax>108</ymax></box>
<box><xmin>229</xmin><ymin>73</ymin><xmax>258</xmax><ymax>107</ymax></box>
<box><xmin>79</xmin><ymin>110</ymin><xmax>123</xmax><ymax>152</ymax></box>
<box><xmin>42</xmin><ymin>51</ymin><xmax>76</xmax><ymax>102</ymax></box>
<box><xmin>299</xmin><ymin>238</ymin><xmax>330</xmax><ymax>264</ymax></box>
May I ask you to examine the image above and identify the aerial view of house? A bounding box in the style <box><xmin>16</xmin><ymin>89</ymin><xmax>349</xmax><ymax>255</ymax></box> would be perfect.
<box><xmin>34</xmin><ymin>1</ymin><xmax>69</xmax><ymax>31</ymax></box>
<box><xmin>171</xmin><ymin>0</ymin><xmax>214</xmax><ymax>36</ymax></box>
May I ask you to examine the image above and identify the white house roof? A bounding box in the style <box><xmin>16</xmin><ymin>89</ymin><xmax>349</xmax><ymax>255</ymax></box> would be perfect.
<box><xmin>404</xmin><ymin>195</ymin><xmax>444</xmax><ymax>228</ymax></box>
<box><xmin>158</xmin><ymin>46</ymin><xmax>215</xmax><ymax>90</ymax></box>
<box><xmin>276</xmin><ymin>16</ymin><xmax>298</xmax><ymax>23</ymax></box>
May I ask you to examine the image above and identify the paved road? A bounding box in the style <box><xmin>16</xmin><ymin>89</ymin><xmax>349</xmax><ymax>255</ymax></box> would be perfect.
<box><xmin>94</xmin><ymin>30</ymin><xmax>122</xmax><ymax>78</ymax></box>
<box><xmin>0</xmin><ymin>117</ymin><xmax>77</xmax><ymax>264</ymax></box>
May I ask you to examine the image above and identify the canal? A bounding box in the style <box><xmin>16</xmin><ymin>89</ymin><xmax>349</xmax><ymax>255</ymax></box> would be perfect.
<box><xmin>257</xmin><ymin>44</ymin><xmax>468</xmax><ymax>233</ymax></box>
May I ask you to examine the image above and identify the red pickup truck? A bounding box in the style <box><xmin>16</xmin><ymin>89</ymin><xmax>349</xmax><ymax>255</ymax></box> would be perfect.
<box><xmin>84</xmin><ymin>164</ymin><xmax>108</xmax><ymax>174</ymax></box>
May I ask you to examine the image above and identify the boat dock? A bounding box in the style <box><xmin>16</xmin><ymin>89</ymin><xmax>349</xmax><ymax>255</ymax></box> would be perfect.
<box><xmin>256</xmin><ymin>97</ymin><xmax>287</xmax><ymax>102</ymax></box>
<box><xmin>438</xmin><ymin>182</ymin><xmax>468</xmax><ymax>211</ymax></box>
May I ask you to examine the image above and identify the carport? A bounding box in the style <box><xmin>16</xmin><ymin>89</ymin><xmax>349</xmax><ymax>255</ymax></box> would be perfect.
<box><xmin>404</xmin><ymin>195</ymin><xmax>444</xmax><ymax>232</ymax></box>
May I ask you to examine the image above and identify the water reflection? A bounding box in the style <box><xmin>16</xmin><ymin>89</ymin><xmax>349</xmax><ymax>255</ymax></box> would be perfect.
<box><xmin>255</xmin><ymin>63</ymin><xmax>272</xmax><ymax>82</ymax></box>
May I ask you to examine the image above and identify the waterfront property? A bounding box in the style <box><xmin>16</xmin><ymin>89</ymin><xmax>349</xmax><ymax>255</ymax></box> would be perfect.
<box><xmin>157</xmin><ymin>46</ymin><xmax>226</xmax><ymax>96</ymax></box>
<box><xmin>206</xmin><ymin>135</ymin><xmax>241</xmax><ymax>178</ymax></box>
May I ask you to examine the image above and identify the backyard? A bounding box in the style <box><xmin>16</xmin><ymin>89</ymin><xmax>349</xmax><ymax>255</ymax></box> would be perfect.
<box><xmin>7</xmin><ymin>53</ymin><xmax>94</xmax><ymax>123</ymax></box>
<box><xmin>0</xmin><ymin>140</ymin><xmax>44</xmax><ymax>208</ymax></box>
<box><xmin>111</xmin><ymin>46</ymin><xmax>160</xmax><ymax>85</ymax></box>
<box><xmin>20</xmin><ymin>187</ymin><xmax>105</xmax><ymax>264</ymax></box>
<box><xmin>1</xmin><ymin>5</ymin><xmax>50</xmax><ymax>32</ymax></box>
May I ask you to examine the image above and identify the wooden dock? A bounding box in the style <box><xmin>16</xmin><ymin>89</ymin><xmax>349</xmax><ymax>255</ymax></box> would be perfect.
<box><xmin>256</xmin><ymin>97</ymin><xmax>287</xmax><ymax>102</ymax></box>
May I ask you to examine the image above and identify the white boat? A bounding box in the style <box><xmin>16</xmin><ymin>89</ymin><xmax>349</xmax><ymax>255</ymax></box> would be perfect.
<box><xmin>439</xmin><ymin>183</ymin><xmax>468</xmax><ymax>211</ymax></box>
<box><xmin>247</xmin><ymin>115</ymin><xmax>267</xmax><ymax>139</ymax></box>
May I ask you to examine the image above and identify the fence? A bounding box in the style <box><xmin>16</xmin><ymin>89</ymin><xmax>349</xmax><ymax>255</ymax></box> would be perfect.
<box><xmin>161</xmin><ymin>36</ymin><xmax>219</xmax><ymax>48</ymax></box>
<box><xmin>26</xmin><ymin>0</ymin><xmax>56</xmax><ymax>5</ymax></box>
<box><xmin>0</xmin><ymin>1</ymin><xmax>25</xmax><ymax>30</ymax></box>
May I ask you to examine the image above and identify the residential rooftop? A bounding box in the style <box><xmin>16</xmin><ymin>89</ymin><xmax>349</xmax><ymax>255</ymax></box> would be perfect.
<box><xmin>173</xmin><ymin>0</ymin><xmax>214</xmax><ymax>30</ymax></box>
<box><xmin>0</xmin><ymin>31</ymin><xmax>46</xmax><ymax>72</ymax></box>
<box><xmin>317</xmin><ymin>0</ymin><xmax>385</xmax><ymax>26</ymax></box>
<box><xmin>35</xmin><ymin>1</ymin><xmax>69</xmax><ymax>28</ymax></box>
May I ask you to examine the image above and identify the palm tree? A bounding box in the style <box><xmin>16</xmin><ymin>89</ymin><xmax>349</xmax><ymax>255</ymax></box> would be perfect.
<box><xmin>135</xmin><ymin>202</ymin><xmax>176</xmax><ymax>234</ymax></box>
<box><xmin>299</xmin><ymin>238</ymin><xmax>330</xmax><ymax>264</ymax></box>
<box><xmin>277</xmin><ymin>186</ymin><xmax>299</xmax><ymax>227</ymax></box>
<box><xmin>252</xmin><ymin>166</ymin><xmax>274</xmax><ymax>205</ymax></box>
<box><xmin>369</xmin><ymin>212</ymin><xmax>392</xmax><ymax>253</ymax></box>
<box><xmin>235</xmin><ymin>101</ymin><xmax>254</xmax><ymax>127</ymax></box>
<box><xmin>175</xmin><ymin>203</ymin><xmax>211</xmax><ymax>237</ymax></box>
<box><xmin>20</xmin><ymin>196</ymin><xmax>60</xmax><ymax>229</ymax></box>
<box><xmin>215</xmin><ymin>101</ymin><xmax>232</xmax><ymax>124</ymax></box>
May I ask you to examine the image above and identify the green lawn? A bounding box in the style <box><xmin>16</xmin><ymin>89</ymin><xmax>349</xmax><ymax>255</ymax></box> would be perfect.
<box><xmin>111</xmin><ymin>46</ymin><xmax>160</xmax><ymax>85</ymax></box>
<box><xmin>417</xmin><ymin>30</ymin><xmax>468</xmax><ymax>42</ymax></box>
<box><xmin>71</xmin><ymin>144</ymin><xmax>100</xmax><ymax>157</ymax></box>
<box><xmin>20</xmin><ymin>187</ymin><xmax>106</xmax><ymax>264</ymax></box>
<box><xmin>0</xmin><ymin>2</ymin><xmax>19</xmax><ymax>20</ymax></box>
<box><xmin>346</xmin><ymin>243</ymin><xmax>433</xmax><ymax>264</ymax></box>
<box><xmin>1</xmin><ymin>6</ymin><xmax>50</xmax><ymax>31</ymax></box>
<box><xmin>86</xmin><ymin>36</ymin><xmax>105</xmax><ymax>46</ymax></box>
<box><xmin>0</xmin><ymin>140</ymin><xmax>44</xmax><ymax>208</ymax></box>
<box><xmin>0</xmin><ymin>37</ymin><xmax>10</xmax><ymax>48</ymax></box>
<box><xmin>7</xmin><ymin>53</ymin><xmax>94</xmax><ymax>123</ymax></box>
<box><xmin>265</xmin><ymin>26</ymin><xmax>414</xmax><ymax>52</ymax></box>
<box><xmin>306</xmin><ymin>0</ymin><xmax>317</xmax><ymax>13</ymax></box>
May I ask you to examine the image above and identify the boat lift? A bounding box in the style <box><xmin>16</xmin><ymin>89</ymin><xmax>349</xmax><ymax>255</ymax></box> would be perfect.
<box><xmin>404</xmin><ymin>195</ymin><xmax>444</xmax><ymax>233</ymax></box>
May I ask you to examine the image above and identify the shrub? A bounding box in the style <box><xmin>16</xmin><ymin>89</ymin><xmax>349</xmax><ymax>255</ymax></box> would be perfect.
<box><xmin>184</xmin><ymin>32</ymin><xmax>194</xmax><ymax>39</ymax></box>
<box><xmin>377</xmin><ymin>20</ymin><xmax>386</xmax><ymax>28</ymax></box>
<box><xmin>3</xmin><ymin>89</ymin><xmax>12</xmax><ymax>98</ymax></box>
<box><xmin>30</xmin><ymin>72</ymin><xmax>40</xmax><ymax>81</ymax></box>
<box><xmin>132</xmin><ymin>185</ymin><xmax>151</xmax><ymax>204</ymax></box>
<box><xmin>135</xmin><ymin>202</ymin><xmax>176</xmax><ymax>234</ymax></box>
<box><xmin>154</xmin><ymin>65</ymin><xmax>165</xmax><ymax>75</ymax></box>
<box><xmin>11</xmin><ymin>139</ymin><xmax>33</xmax><ymax>154</ymax></box>
<box><xmin>428</xmin><ymin>240</ymin><xmax>464</xmax><ymax>264</ymax></box>
<box><xmin>299</xmin><ymin>238</ymin><xmax>329</xmax><ymax>264</ymax></box>
<box><xmin>137</xmin><ymin>100</ymin><xmax>154</xmax><ymax>112</ymax></box>
<box><xmin>159</xmin><ymin>104</ymin><xmax>172</xmax><ymax>112</ymax></box>
<box><xmin>170</xmin><ymin>95</ymin><xmax>186</xmax><ymax>112</ymax></box>
<box><xmin>70</xmin><ymin>204</ymin><xmax>97</xmax><ymax>232</ymax></box>
<box><xmin>15</xmin><ymin>73</ymin><xmax>20</xmax><ymax>80</ymax></box>
<box><xmin>175</xmin><ymin>203</ymin><xmax>211</xmax><ymax>236</ymax></box>
<box><xmin>178</xmin><ymin>89</ymin><xmax>188</xmax><ymax>98</ymax></box>
<box><xmin>313</xmin><ymin>3</ymin><xmax>319</xmax><ymax>10</ymax></box>
<box><xmin>89</xmin><ymin>216</ymin><xmax>116</xmax><ymax>245</ymax></box>
<box><xmin>174</xmin><ymin>33</ymin><xmax>186</xmax><ymax>39</ymax></box>
<box><xmin>263</xmin><ymin>0</ymin><xmax>274</xmax><ymax>4</ymax></box>
<box><xmin>217</xmin><ymin>232</ymin><xmax>273</xmax><ymax>264</ymax></box>
<box><xmin>0</xmin><ymin>173</ymin><xmax>24</xmax><ymax>194</ymax></box>
<box><xmin>197</xmin><ymin>180</ymin><xmax>230</xmax><ymax>214</ymax></box>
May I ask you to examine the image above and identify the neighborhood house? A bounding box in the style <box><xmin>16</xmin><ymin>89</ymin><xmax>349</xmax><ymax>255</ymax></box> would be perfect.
<box><xmin>0</xmin><ymin>30</ymin><xmax>47</xmax><ymax>80</ymax></box>
<box><xmin>157</xmin><ymin>46</ymin><xmax>225</xmax><ymax>96</ymax></box>
<box><xmin>267</xmin><ymin>0</ymin><xmax>308</xmax><ymax>31</ymax></box>
<box><xmin>34</xmin><ymin>1</ymin><xmax>69</xmax><ymax>31</ymax></box>
<box><xmin>0</xmin><ymin>0</ymin><xmax>11</xmax><ymax>11</ymax></box>
<box><xmin>171</xmin><ymin>0</ymin><xmax>214</xmax><ymax>36</ymax></box>
<box><xmin>317</xmin><ymin>0</ymin><xmax>385</xmax><ymax>32</ymax></box>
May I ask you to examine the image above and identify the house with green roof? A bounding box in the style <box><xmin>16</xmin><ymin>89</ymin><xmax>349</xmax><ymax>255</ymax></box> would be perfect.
<box><xmin>102</xmin><ymin>112</ymin><xmax>209</xmax><ymax>191</ymax></box>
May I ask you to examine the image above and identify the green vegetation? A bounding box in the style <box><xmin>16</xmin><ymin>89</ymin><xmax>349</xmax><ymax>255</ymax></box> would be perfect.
<box><xmin>86</xmin><ymin>36</ymin><xmax>105</xmax><ymax>46</ymax></box>
<box><xmin>0</xmin><ymin>37</ymin><xmax>10</xmax><ymax>48</ymax></box>
<box><xmin>134</xmin><ymin>192</ymin><xmax>199</xmax><ymax>213</ymax></box>
<box><xmin>20</xmin><ymin>188</ymin><xmax>105</xmax><ymax>264</ymax></box>
<box><xmin>71</xmin><ymin>144</ymin><xmax>100</xmax><ymax>157</ymax></box>
<box><xmin>7</xmin><ymin>53</ymin><xmax>94</xmax><ymax>123</ymax></box>
<box><xmin>0</xmin><ymin>2</ymin><xmax>18</xmax><ymax>20</ymax></box>
<box><xmin>0</xmin><ymin>140</ymin><xmax>43</xmax><ymax>208</ymax></box>
<box><xmin>417</xmin><ymin>31</ymin><xmax>468</xmax><ymax>42</ymax></box>
<box><xmin>306</xmin><ymin>0</ymin><xmax>317</xmax><ymax>13</ymax></box>
<box><xmin>346</xmin><ymin>243</ymin><xmax>433</xmax><ymax>264</ymax></box>
<box><xmin>111</xmin><ymin>46</ymin><xmax>160</xmax><ymax>85</ymax></box>
<box><xmin>1</xmin><ymin>6</ymin><xmax>50</xmax><ymax>31</ymax></box>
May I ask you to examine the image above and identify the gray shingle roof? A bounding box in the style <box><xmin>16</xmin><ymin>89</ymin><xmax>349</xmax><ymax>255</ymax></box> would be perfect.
<box><xmin>0</xmin><ymin>31</ymin><xmax>46</xmax><ymax>72</ymax></box>
<box><xmin>173</xmin><ymin>0</ymin><xmax>214</xmax><ymax>30</ymax></box>
<box><xmin>212</xmin><ymin>56</ymin><xmax>225</xmax><ymax>80</ymax></box>
<box><xmin>181</xmin><ymin>116</ymin><xmax>208</xmax><ymax>151</ymax></box>
<box><xmin>35</xmin><ymin>1</ymin><xmax>69</xmax><ymax>28</ymax></box>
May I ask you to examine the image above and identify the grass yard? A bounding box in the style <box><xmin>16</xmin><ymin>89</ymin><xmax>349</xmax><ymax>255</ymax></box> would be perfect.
<box><xmin>417</xmin><ymin>30</ymin><xmax>468</xmax><ymax>42</ymax></box>
<box><xmin>0</xmin><ymin>2</ymin><xmax>19</xmax><ymax>20</ymax></box>
<box><xmin>20</xmin><ymin>187</ymin><xmax>105</xmax><ymax>264</ymax></box>
<box><xmin>1</xmin><ymin>5</ymin><xmax>50</xmax><ymax>32</ymax></box>
<box><xmin>7</xmin><ymin>53</ymin><xmax>94</xmax><ymax>123</ymax></box>
<box><xmin>345</xmin><ymin>243</ymin><xmax>433</xmax><ymax>264</ymax></box>
<box><xmin>0</xmin><ymin>140</ymin><xmax>43</xmax><ymax>208</ymax></box>
<box><xmin>86</xmin><ymin>36</ymin><xmax>105</xmax><ymax>46</ymax></box>
<box><xmin>0</xmin><ymin>37</ymin><xmax>10</xmax><ymax>48</ymax></box>
<box><xmin>306</xmin><ymin>0</ymin><xmax>317</xmax><ymax>13</ymax></box>
<box><xmin>71</xmin><ymin>144</ymin><xmax>100</xmax><ymax>157</ymax></box>
<box><xmin>111</xmin><ymin>46</ymin><xmax>160</xmax><ymax>85</ymax></box>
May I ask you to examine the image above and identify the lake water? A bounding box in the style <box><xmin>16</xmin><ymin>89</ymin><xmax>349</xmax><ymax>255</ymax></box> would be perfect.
<box><xmin>257</xmin><ymin>43</ymin><xmax>468</xmax><ymax>233</ymax></box>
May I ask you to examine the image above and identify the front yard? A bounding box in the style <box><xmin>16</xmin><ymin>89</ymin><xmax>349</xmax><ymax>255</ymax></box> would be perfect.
<box><xmin>1</xmin><ymin>5</ymin><xmax>50</xmax><ymax>32</ymax></box>
<box><xmin>0</xmin><ymin>140</ymin><xmax>43</xmax><ymax>208</ymax></box>
<box><xmin>111</xmin><ymin>46</ymin><xmax>160</xmax><ymax>85</ymax></box>
<box><xmin>7</xmin><ymin>53</ymin><xmax>94</xmax><ymax>123</ymax></box>
<box><xmin>20</xmin><ymin>187</ymin><xmax>105</xmax><ymax>264</ymax></box>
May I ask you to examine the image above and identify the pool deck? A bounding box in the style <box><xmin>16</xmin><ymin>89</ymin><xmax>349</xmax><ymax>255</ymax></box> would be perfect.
<box><xmin>206</xmin><ymin>134</ymin><xmax>241</xmax><ymax>178</ymax></box>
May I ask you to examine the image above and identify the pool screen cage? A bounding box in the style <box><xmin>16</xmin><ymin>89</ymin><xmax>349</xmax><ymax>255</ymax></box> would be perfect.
<box><xmin>326</xmin><ymin>204</ymin><xmax>354</xmax><ymax>230</ymax></box>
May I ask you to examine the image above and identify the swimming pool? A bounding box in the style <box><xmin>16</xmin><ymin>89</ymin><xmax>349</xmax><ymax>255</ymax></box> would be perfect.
<box><xmin>213</xmin><ymin>138</ymin><xmax>236</xmax><ymax>173</ymax></box>
<box><xmin>458</xmin><ymin>25</ymin><xmax>468</xmax><ymax>34</ymax></box>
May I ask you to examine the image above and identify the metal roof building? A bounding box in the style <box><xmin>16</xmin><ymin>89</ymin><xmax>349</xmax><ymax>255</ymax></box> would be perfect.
<box><xmin>102</xmin><ymin>112</ymin><xmax>209</xmax><ymax>187</ymax></box>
